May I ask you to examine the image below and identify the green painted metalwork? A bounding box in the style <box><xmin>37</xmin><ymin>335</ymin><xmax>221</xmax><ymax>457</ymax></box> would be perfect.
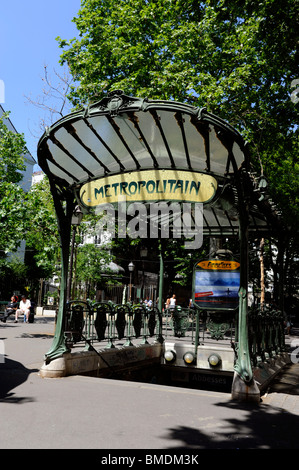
<box><xmin>61</xmin><ymin>301</ymin><xmax>163</xmax><ymax>349</ymax></box>
<box><xmin>65</xmin><ymin>301</ymin><xmax>86</xmax><ymax>344</ymax></box>
<box><xmin>158</xmin><ymin>243</ymin><xmax>164</xmax><ymax>313</ymax></box>
<box><xmin>248</xmin><ymin>305</ymin><xmax>285</xmax><ymax>366</ymax></box>
<box><xmin>206</xmin><ymin>314</ymin><xmax>232</xmax><ymax>340</ymax></box>
<box><xmin>171</xmin><ymin>307</ymin><xmax>190</xmax><ymax>338</ymax></box>
<box><xmin>233</xmin><ymin>171</ymin><xmax>252</xmax><ymax>383</ymax></box>
<box><xmin>94</xmin><ymin>303</ymin><xmax>109</xmax><ymax>341</ymax></box>
<box><xmin>132</xmin><ymin>305</ymin><xmax>143</xmax><ymax>338</ymax></box>
<box><xmin>37</xmin><ymin>92</ymin><xmax>285</xmax><ymax>401</ymax></box>
<box><xmin>44</xmin><ymin>184</ymin><xmax>76</xmax><ymax>363</ymax></box>
<box><xmin>124</xmin><ymin>306</ymin><xmax>134</xmax><ymax>347</ymax></box>
<box><xmin>115</xmin><ymin>304</ymin><xmax>128</xmax><ymax>339</ymax></box>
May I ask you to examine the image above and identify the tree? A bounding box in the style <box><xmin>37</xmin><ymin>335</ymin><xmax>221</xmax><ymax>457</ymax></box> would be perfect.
<box><xmin>75</xmin><ymin>243</ymin><xmax>116</xmax><ymax>299</ymax></box>
<box><xmin>0</xmin><ymin>256</ymin><xmax>27</xmax><ymax>298</ymax></box>
<box><xmin>56</xmin><ymin>0</ymin><xmax>298</xmax><ymax>307</ymax></box>
<box><xmin>0</xmin><ymin>112</ymin><xmax>29</xmax><ymax>253</ymax></box>
<box><xmin>57</xmin><ymin>0</ymin><xmax>298</xmax><ymax>218</ymax></box>
<box><xmin>25</xmin><ymin>65</ymin><xmax>74</xmax><ymax>137</ymax></box>
<box><xmin>25</xmin><ymin>176</ymin><xmax>60</xmax><ymax>273</ymax></box>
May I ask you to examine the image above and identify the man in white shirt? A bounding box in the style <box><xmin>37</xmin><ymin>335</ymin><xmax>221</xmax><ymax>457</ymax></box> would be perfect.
<box><xmin>169</xmin><ymin>294</ymin><xmax>176</xmax><ymax>309</ymax></box>
<box><xmin>15</xmin><ymin>295</ymin><xmax>31</xmax><ymax>323</ymax></box>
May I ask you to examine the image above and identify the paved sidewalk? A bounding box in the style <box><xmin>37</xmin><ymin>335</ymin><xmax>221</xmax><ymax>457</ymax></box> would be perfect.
<box><xmin>0</xmin><ymin>317</ymin><xmax>299</xmax><ymax>449</ymax></box>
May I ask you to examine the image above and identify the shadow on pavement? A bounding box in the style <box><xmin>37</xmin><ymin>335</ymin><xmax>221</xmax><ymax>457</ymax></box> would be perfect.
<box><xmin>266</xmin><ymin>363</ymin><xmax>299</xmax><ymax>395</ymax></box>
<box><xmin>166</xmin><ymin>400</ymin><xmax>299</xmax><ymax>449</ymax></box>
<box><xmin>17</xmin><ymin>332</ymin><xmax>54</xmax><ymax>339</ymax></box>
<box><xmin>0</xmin><ymin>357</ymin><xmax>38</xmax><ymax>403</ymax></box>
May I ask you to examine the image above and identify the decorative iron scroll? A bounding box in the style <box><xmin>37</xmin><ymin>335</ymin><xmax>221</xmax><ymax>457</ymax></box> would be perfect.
<box><xmin>171</xmin><ymin>307</ymin><xmax>190</xmax><ymax>338</ymax></box>
<box><xmin>94</xmin><ymin>303</ymin><xmax>110</xmax><ymax>341</ymax></box>
<box><xmin>115</xmin><ymin>305</ymin><xmax>129</xmax><ymax>339</ymax></box>
<box><xmin>65</xmin><ymin>301</ymin><xmax>88</xmax><ymax>344</ymax></box>
<box><xmin>147</xmin><ymin>309</ymin><xmax>157</xmax><ymax>337</ymax></box>
<box><xmin>132</xmin><ymin>306</ymin><xmax>144</xmax><ymax>338</ymax></box>
<box><xmin>206</xmin><ymin>313</ymin><xmax>232</xmax><ymax>340</ymax></box>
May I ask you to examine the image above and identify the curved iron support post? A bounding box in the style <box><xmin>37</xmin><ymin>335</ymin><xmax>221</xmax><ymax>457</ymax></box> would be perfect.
<box><xmin>234</xmin><ymin>286</ymin><xmax>252</xmax><ymax>382</ymax></box>
<box><xmin>232</xmin><ymin>172</ymin><xmax>260</xmax><ymax>402</ymax></box>
<box><xmin>44</xmin><ymin>186</ymin><xmax>76</xmax><ymax>363</ymax></box>
<box><xmin>158</xmin><ymin>241</ymin><xmax>164</xmax><ymax>313</ymax></box>
<box><xmin>156</xmin><ymin>241</ymin><xmax>165</xmax><ymax>344</ymax></box>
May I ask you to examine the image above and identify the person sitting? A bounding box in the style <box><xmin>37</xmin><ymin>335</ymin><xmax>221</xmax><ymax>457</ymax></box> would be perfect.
<box><xmin>15</xmin><ymin>295</ymin><xmax>31</xmax><ymax>323</ymax></box>
<box><xmin>1</xmin><ymin>295</ymin><xmax>18</xmax><ymax>323</ymax></box>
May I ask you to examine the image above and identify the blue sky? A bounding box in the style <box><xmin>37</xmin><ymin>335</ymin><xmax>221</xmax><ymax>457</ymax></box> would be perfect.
<box><xmin>0</xmin><ymin>0</ymin><xmax>82</xmax><ymax>169</ymax></box>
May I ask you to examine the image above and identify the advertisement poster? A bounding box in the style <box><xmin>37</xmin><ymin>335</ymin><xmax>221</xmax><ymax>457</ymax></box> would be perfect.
<box><xmin>193</xmin><ymin>259</ymin><xmax>240</xmax><ymax>311</ymax></box>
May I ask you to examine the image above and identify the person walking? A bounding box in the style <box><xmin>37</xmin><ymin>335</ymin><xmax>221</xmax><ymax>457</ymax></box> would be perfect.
<box><xmin>15</xmin><ymin>295</ymin><xmax>31</xmax><ymax>323</ymax></box>
<box><xmin>169</xmin><ymin>294</ymin><xmax>176</xmax><ymax>310</ymax></box>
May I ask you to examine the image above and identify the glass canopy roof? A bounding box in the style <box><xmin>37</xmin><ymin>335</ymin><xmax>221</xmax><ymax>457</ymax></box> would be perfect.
<box><xmin>38</xmin><ymin>92</ymin><xmax>246</xmax><ymax>185</ymax></box>
<box><xmin>37</xmin><ymin>91</ymin><xmax>281</xmax><ymax>236</ymax></box>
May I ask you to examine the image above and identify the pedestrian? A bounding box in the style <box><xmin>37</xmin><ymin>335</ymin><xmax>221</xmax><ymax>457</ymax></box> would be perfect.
<box><xmin>285</xmin><ymin>318</ymin><xmax>291</xmax><ymax>335</ymax></box>
<box><xmin>15</xmin><ymin>295</ymin><xmax>31</xmax><ymax>323</ymax></box>
<box><xmin>169</xmin><ymin>294</ymin><xmax>176</xmax><ymax>309</ymax></box>
<box><xmin>0</xmin><ymin>295</ymin><xmax>18</xmax><ymax>323</ymax></box>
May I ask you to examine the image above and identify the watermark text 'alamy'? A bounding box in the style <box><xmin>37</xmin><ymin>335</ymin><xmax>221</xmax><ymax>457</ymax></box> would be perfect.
<box><xmin>96</xmin><ymin>199</ymin><xmax>203</xmax><ymax>249</ymax></box>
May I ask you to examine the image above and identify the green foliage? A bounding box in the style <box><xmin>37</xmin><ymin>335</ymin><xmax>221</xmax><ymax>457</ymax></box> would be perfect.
<box><xmin>0</xmin><ymin>183</ymin><xmax>28</xmax><ymax>253</ymax></box>
<box><xmin>25</xmin><ymin>176</ymin><xmax>60</xmax><ymax>273</ymax></box>
<box><xmin>162</xmin><ymin>238</ymin><xmax>209</xmax><ymax>288</ymax></box>
<box><xmin>0</xmin><ymin>114</ymin><xmax>61</xmax><ymax>289</ymax></box>
<box><xmin>76</xmin><ymin>243</ymin><xmax>118</xmax><ymax>297</ymax></box>
<box><xmin>0</xmin><ymin>112</ymin><xmax>27</xmax><ymax>184</ymax></box>
<box><xmin>0</xmin><ymin>112</ymin><xmax>29</xmax><ymax>254</ymax></box>
<box><xmin>0</xmin><ymin>256</ymin><xmax>28</xmax><ymax>297</ymax></box>
<box><xmin>42</xmin><ymin>0</ymin><xmax>299</xmax><ymax>303</ymax></box>
<box><xmin>58</xmin><ymin>0</ymin><xmax>298</xmax><ymax>229</ymax></box>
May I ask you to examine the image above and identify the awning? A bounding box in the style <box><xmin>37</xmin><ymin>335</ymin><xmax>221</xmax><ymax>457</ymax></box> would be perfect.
<box><xmin>37</xmin><ymin>91</ymin><xmax>282</xmax><ymax>237</ymax></box>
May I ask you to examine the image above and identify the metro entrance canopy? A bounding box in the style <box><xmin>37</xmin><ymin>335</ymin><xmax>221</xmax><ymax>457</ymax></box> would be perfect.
<box><xmin>37</xmin><ymin>91</ymin><xmax>282</xmax><ymax>398</ymax></box>
<box><xmin>38</xmin><ymin>90</ymin><xmax>280</xmax><ymax>237</ymax></box>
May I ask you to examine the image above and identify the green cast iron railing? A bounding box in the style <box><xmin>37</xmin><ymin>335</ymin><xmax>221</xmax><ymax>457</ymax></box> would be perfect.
<box><xmin>64</xmin><ymin>300</ymin><xmax>163</xmax><ymax>349</ymax></box>
<box><xmin>248</xmin><ymin>305</ymin><xmax>286</xmax><ymax>366</ymax></box>
<box><xmin>63</xmin><ymin>300</ymin><xmax>286</xmax><ymax>370</ymax></box>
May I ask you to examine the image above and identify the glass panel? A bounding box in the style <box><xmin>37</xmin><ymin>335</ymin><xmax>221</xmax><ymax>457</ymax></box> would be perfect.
<box><xmin>46</xmin><ymin>160</ymin><xmax>74</xmax><ymax>185</ymax></box>
<box><xmin>184</xmin><ymin>116</ymin><xmax>208</xmax><ymax>171</ymax></box>
<box><xmin>86</xmin><ymin>116</ymin><xmax>129</xmax><ymax>171</ymax></box>
<box><xmin>203</xmin><ymin>206</ymin><xmax>239</xmax><ymax>231</ymax></box>
<box><xmin>134</xmin><ymin>111</ymin><xmax>175</xmax><ymax>168</ymax></box>
<box><xmin>157</xmin><ymin>110</ymin><xmax>187</xmax><ymax>169</ymax></box>
<box><xmin>209</xmin><ymin>126</ymin><xmax>229</xmax><ymax>175</ymax></box>
<box><xmin>55</xmin><ymin>126</ymin><xmax>107</xmax><ymax>177</ymax></box>
<box><xmin>203</xmin><ymin>207</ymin><xmax>219</xmax><ymax>227</ymax></box>
<box><xmin>71</xmin><ymin>120</ymin><xmax>113</xmax><ymax>175</ymax></box>
<box><xmin>114</xmin><ymin>114</ymin><xmax>154</xmax><ymax>168</ymax></box>
<box><xmin>47</xmin><ymin>139</ymin><xmax>87</xmax><ymax>181</ymax></box>
<box><xmin>232</xmin><ymin>142</ymin><xmax>245</xmax><ymax>170</ymax></box>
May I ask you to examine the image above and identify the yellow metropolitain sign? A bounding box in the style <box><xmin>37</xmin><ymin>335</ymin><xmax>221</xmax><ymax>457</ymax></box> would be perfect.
<box><xmin>197</xmin><ymin>260</ymin><xmax>240</xmax><ymax>270</ymax></box>
<box><xmin>80</xmin><ymin>169</ymin><xmax>217</xmax><ymax>207</ymax></box>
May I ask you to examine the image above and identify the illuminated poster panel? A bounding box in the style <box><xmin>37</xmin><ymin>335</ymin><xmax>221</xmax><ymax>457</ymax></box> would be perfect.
<box><xmin>193</xmin><ymin>260</ymin><xmax>240</xmax><ymax>311</ymax></box>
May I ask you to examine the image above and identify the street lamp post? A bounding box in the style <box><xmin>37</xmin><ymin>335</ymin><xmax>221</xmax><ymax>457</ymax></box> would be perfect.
<box><xmin>128</xmin><ymin>261</ymin><xmax>135</xmax><ymax>302</ymax></box>
<box><xmin>67</xmin><ymin>205</ymin><xmax>83</xmax><ymax>302</ymax></box>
